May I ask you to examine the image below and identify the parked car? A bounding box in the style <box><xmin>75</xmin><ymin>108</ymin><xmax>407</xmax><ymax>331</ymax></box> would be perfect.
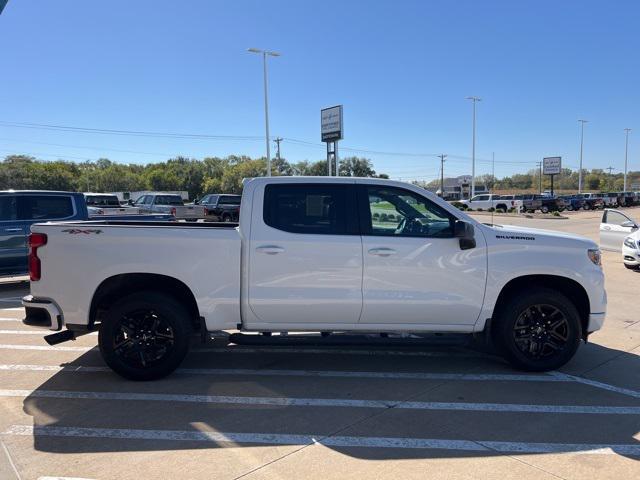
<box><xmin>132</xmin><ymin>193</ymin><xmax>207</xmax><ymax>221</ymax></box>
<box><xmin>197</xmin><ymin>194</ymin><xmax>241</xmax><ymax>222</ymax></box>
<box><xmin>495</xmin><ymin>195</ymin><xmax>523</xmax><ymax>212</ymax></box>
<box><xmin>0</xmin><ymin>190</ymin><xmax>176</xmax><ymax>277</ymax></box>
<box><xmin>458</xmin><ymin>194</ymin><xmax>512</xmax><ymax>212</ymax></box>
<box><xmin>559</xmin><ymin>195</ymin><xmax>585</xmax><ymax>212</ymax></box>
<box><xmin>601</xmin><ymin>193</ymin><xmax>620</xmax><ymax>208</ymax></box>
<box><xmin>577</xmin><ymin>193</ymin><xmax>604</xmax><ymax>210</ymax></box>
<box><xmin>535</xmin><ymin>195</ymin><xmax>565</xmax><ymax>213</ymax></box>
<box><xmin>514</xmin><ymin>194</ymin><xmax>542</xmax><ymax>213</ymax></box>
<box><xmin>24</xmin><ymin>177</ymin><xmax>606</xmax><ymax>380</ymax></box>
<box><xmin>84</xmin><ymin>193</ymin><xmax>141</xmax><ymax>215</ymax></box>
<box><xmin>599</xmin><ymin>208</ymin><xmax>639</xmax><ymax>252</ymax></box>
<box><xmin>621</xmin><ymin>191</ymin><xmax>638</xmax><ymax>207</ymax></box>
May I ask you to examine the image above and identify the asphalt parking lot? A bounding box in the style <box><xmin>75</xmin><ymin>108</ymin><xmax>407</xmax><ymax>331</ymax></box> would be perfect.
<box><xmin>0</xmin><ymin>209</ymin><xmax>638</xmax><ymax>480</ymax></box>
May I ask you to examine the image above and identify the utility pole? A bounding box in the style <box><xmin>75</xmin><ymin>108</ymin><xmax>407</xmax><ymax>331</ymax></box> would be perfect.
<box><xmin>438</xmin><ymin>154</ymin><xmax>447</xmax><ymax>197</ymax></box>
<box><xmin>606</xmin><ymin>166</ymin><xmax>615</xmax><ymax>175</ymax></box>
<box><xmin>578</xmin><ymin>119</ymin><xmax>588</xmax><ymax>193</ymax></box>
<box><xmin>466</xmin><ymin>96</ymin><xmax>481</xmax><ymax>197</ymax></box>
<box><xmin>273</xmin><ymin>137</ymin><xmax>283</xmax><ymax>161</ymax></box>
<box><xmin>536</xmin><ymin>162</ymin><xmax>542</xmax><ymax>193</ymax></box>
<box><xmin>624</xmin><ymin>128</ymin><xmax>631</xmax><ymax>191</ymax></box>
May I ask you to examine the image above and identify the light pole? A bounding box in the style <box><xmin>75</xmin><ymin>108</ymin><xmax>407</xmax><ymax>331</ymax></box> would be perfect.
<box><xmin>578</xmin><ymin>119</ymin><xmax>588</xmax><ymax>193</ymax></box>
<box><xmin>466</xmin><ymin>96</ymin><xmax>481</xmax><ymax>197</ymax></box>
<box><xmin>248</xmin><ymin>48</ymin><xmax>280</xmax><ymax>176</ymax></box>
<box><xmin>624</xmin><ymin>128</ymin><xmax>631</xmax><ymax>191</ymax></box>
<box><xmin>438</xmin><ymin>154</ymin><xmax>447</xmax><ymax>197</ymax></box>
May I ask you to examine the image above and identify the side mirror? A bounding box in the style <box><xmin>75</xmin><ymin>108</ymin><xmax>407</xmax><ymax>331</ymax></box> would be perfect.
<box><xmin>194</xmin><ymin>199</ymin><xmax>199</xmax><ymax>205</ymax></box>
<box><xmin>454</xmin><ymin>220</ymin><xmax>476</xmax><ymax>250</ymax></box>
<box><xmin>127</xmin><ymin>199</ymin><xmax>134</xmax><ymax>206</ymax></box>
<box><xmin>622</xmin><ymin>220</ymin><xmax>638</xmax><ymax>229</ymax></box>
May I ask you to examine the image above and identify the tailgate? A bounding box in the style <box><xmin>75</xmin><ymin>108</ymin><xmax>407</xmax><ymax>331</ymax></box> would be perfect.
<box><xmin>176</xmin><ymin>205</ymin><xmax>206</xmax><ymax>218</ymax></box>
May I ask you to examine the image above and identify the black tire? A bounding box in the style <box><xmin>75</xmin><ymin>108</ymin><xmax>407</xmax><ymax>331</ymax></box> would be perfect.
<box><xmin>496</xmin><ymin>204</ymin><xmax>507</xmax><ymax>213</ymax></box>
<box><xmin>222</xmin><ymin>213</ymin><xmax>232</xmax><ymax>222</ymax></box>
<box><xmin>566</xmin><ymin>204</ymin><xmax>574</xmax><ymax>211</ymax></box>
<box><xmin>185</xmin><ymin>219</ymin><xmax>198</xmax><ymax>222</ymax></box>
<box><xmin>540</xmin><ymin>205</ymin><xmax>549</xmax><ymax>214</ymax></box>
<box><xmin>492</xmin><ymin>288</ymin><xmax>582</xmax><ymax>371</ymax></box>
<box><xmin>624</xmin><ymin>263</ymin><xmax>639</xmax><ymax>270</ymax></box>
<box><xmin>583</xmin><ymin>203</ymin><xmax>590</xmax><ymax>210</ymax></box>
<box><xmin>99</xmin><ymin>291</ymin><xmax>192</xmax><ymax>381</ymax></box>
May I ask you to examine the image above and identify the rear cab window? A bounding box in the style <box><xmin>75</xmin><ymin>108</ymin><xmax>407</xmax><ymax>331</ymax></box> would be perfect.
<box><xmin>263</xmin><ymin>184</ymin><xmax>357</xmax><ymax>235</ymax></box>
<box><xmin>0</xmin><ymin>196</ymin><xmax>17</xmax><ymax>221</ymax></box>
<box><xmin>155</xmin><ymin>195</ymin><xmax>184</xmax><ymax>206</ymax></box>
<box><xmin>17</xmin><ymin>195</ymin><xmax>75</xmax><ymax>220</ymax></box>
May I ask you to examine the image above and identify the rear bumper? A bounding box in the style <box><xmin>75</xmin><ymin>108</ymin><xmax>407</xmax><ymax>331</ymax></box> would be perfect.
<box><xmin>22</xmin><ymin>295</ymin><xmax>63</xmax><ymax>331</ymax></box>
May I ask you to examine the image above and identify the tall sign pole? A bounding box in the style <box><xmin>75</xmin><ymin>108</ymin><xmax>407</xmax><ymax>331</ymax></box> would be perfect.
<box><xmin>624</xmin><ymin>128</ymin><xmax>631</xmax><ymax>191</ymax></box>
<box><xmin>578</xmin><ymin>119</ymin><xmax>588</xmax><ymax>193</ymax></box>
<box><xmin>466</xmin><ymin>96</ymin><xmax>481</xmax><ymax>197</ymax></box>
<box><xmin>321</xmin><ymin>105</ymin><xmax>343</xmax><ymax>176</ymax></box>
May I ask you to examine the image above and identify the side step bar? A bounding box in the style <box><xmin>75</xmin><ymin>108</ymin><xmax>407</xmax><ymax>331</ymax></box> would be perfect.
<box><xmin>228</xmin><ymin>332</ymin><xmax>472</xmax><ymax>347</ymax></box>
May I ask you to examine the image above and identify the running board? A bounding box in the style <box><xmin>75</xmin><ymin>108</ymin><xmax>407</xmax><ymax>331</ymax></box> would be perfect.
<box><xmin>228</xmin><ymin>332</ymin><xmax>472</xmax><ymax>347</ymax></box>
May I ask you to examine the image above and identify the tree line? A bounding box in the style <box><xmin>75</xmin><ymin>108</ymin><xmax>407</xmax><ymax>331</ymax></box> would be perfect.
<box><xmin>0</xmin><ymin>154</ymin><xmax>386</xmax><ymax>200</ymax></box>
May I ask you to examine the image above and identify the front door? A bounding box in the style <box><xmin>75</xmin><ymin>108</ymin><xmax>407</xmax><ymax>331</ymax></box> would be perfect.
<box><xmin>358</xmin><ymin>184</ymin><xmax>487</xmax><ymax>326</ymax></box>
<box><xmin>600</xmin><ymin>209</ymin><xmax>637</xmax><ymax>252</ymax></box>
<box><xmin>247</xmin><ymin>182</ymin><xmax>363</xmax><ymax>326</ymax></box>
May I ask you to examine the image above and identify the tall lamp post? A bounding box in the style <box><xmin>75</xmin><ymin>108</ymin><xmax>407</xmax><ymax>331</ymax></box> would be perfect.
<box><xmin>624</xmin><ymin>128</ymin><xmax>631</xmax><ymax>191</ymax></box>
<box><xmin>578</xmin><ymin>119</ymin><xmax>588</xmax><ymax>193</ymax></box>
<box><xmin>466</xmin><ymin>96</ymin><xmax>481</xmax><ymax>197</ymax></box>
<box><xmin>248</xmin><ymin>48</ymin><xmax>280</xmax><ymax>176</ymax></box>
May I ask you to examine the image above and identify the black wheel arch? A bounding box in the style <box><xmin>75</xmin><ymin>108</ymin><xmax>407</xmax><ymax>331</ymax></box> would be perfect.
<box><xmin>90</xmin><ymin>273</ymin><xmax>201</xmax><ymax>331</ymax></box>
<box><xmin>490</xmin><ymin>275</ymin><xmax>590</xmax><ymax>340</ymax></box>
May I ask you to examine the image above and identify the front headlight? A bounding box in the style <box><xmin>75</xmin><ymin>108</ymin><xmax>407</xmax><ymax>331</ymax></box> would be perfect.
<box><xmin>624</xmin><ymin>237</ymin><xmax>637</xmax><ymax>249</ymax></box>
<box><xmin>587</xmin><ymin>248</ymin><xmax>602</xmax><ymax>266</ymax></box>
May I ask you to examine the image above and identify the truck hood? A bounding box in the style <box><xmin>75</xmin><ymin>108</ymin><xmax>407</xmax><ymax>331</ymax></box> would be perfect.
<box><xmin>482</xmin><ymin>223</ymin><xmax>598</xmax><ymax>249</ymax></box>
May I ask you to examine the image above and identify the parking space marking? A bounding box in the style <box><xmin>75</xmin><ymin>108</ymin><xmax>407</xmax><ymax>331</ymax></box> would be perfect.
<box><xmin>0</xmin><ymin>344</ymin><xmax>91</xmax><ymax>352</ymax></box>
<box><xmin>4</xmin><ymin>425</ymin><xmax>640</xmax><ymax>456</ymax></box>
<box><xmin>0</xmin><ymin>318</ymin><xmax>21</xmax><ymax>322</ymax></box>
<box><xmin>0</xmin><ymin>363</ymin><xmax>567</xmax><ymax>383</ymax></box>
<box><xmin>550</xmin><ymin>372</ymin><xmax>640</xmax><ymax>399</ymax></box>
<box><xmin>1</xmin><ymin>389</ymin><xmax>639</xmax><ymax>414</ymax></box>
<box><xmin>0</xmin><ymin>330</ymin><xmax>97</xmax><ymax>336</ymax></box>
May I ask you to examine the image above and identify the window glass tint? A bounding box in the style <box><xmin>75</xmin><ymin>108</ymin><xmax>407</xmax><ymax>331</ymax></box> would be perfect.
<box><xmin>0</xmin><ymin>196</ymin><xmax>17</xmax><ymax>221</ymax></box>
<box><xmin>17</xmin><ymin>195</ymin><xmax>74</xmax><ymax>220</ymax></box>
<box><xmin>605</xmin><ymin>211</ymin><xmax>632</xmax><ymax>226</ymax></box>
<box><xmin>264</xmin><ymin>184</ymin><xmax>347</xmax><ymax>235</ymax></box>
<box><xmin>473</xmin><ymin>195</ymin><xmax>490</xmax><ymax>201</ymax></box>
<box><xmin>365</xmin><ymin>186</ymin><xmax>454</xmax><ymax>237</ymax></box>
<box><xmin>85</xmin><ymin>195</ymin><xmax>120</xmax><ymax>206</ymax></box>
<box><xmin>155</xmin><ymin>195</ymin><xmax>183</xmax><ymax>206</ymax></box>
<box><xmin>220</xmin><ymin>196</ymin><xmax>241</xmax><ymax>205</ymax></box>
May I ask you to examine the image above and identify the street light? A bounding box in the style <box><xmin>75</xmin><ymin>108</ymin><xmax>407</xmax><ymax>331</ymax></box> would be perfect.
<box><xmin>248</xmin><ymin>48</ymin><xmax>280</xmax><ymax>176</ymax></box>
<box><xmin>466</xmin><ymin>96</ymin><xmax>481</xmax><ymax>197</ymax></box>
<box><xmin>624</xmin><ymin>128</ymin><xmax>631</xmax><ymax>191</ymax></box>
<box><xmin>578</xmin><ymin>119</ymin><xmax>588</xmax><ymax>193</ymax></box>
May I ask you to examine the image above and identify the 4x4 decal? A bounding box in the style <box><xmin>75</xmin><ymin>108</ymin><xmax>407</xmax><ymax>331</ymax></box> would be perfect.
<box><xmin>61</xmin><ymin>229</ymin><xmax>103</xmax><ymax>235</ymax></box>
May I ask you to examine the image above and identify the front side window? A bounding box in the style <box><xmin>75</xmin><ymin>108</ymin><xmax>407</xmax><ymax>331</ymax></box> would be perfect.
<box><xmin>17</xmin><ymin>195</ymin><xmax>74</xmax><ymax>220</ymax></box>
<box><xmin>264</xmin><ymin>184</ymin><xmax>350</xmax><ymax>235</ymax></box>
<box><xmin>605</xmin><ymin>210</ymin><xmax>633</xmax><ymax>226</ymax></box>
<box><xmin>471</xmin><ymin>195</ymin><xmax>490</xmax><ymax>202</ymax></box>
<box><xmin>363</xmin><ymin>186</ymin><xmax>454</xmax><ymax>237</ymax></box>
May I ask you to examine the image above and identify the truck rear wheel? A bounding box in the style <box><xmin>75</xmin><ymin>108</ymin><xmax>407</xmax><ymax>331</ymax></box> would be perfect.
<box><xmin>98</xmin><ymin>291</ymin><xmax>192</xmax><ymax>381</ymax></box>
<box><xmin>492</xmin><ymin>288</ymin><xmax>581</xmax><ymax>371</ymax></box>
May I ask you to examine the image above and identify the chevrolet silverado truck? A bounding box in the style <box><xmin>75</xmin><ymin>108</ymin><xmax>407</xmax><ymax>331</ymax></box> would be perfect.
<box><xmin>132</xmin><ymin>193</ymin><xmax>207</xmax><ymax>221</ymax></box>
<box><xmin>23</xmin><ymin>177</ymin><xmax>606</xmax><ymax>380</ymax></box>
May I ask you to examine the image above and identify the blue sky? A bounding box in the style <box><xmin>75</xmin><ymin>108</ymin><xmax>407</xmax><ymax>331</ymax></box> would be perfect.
<box><xmin>0</xmin><ymin>0</ymin><xmax>638</xmax><ymax>182</ymax></box>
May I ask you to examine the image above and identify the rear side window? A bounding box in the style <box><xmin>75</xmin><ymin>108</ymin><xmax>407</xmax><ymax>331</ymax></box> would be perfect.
<box><xmin>17</xmin><ymin>195</ymin><xmax>74</xmax><ymax>220</ymax></box>
<box><xmin>0</xmin><ymin>196</ymin><xmax>17</xmax><ymax>221</ymax></box>
<box><xmin>220</xmin><ymin>196</ymin><xmax>241</xmax><ymax>205</ymax></box>
<box><xmin>156</xmin><ymin>195</ymin><xmax>183</xmax><ymax>206</ymax></box>
<box><xmin>263</xmin><ymin>184</ymin><xmax>351</xmax><ymax>235</ymax></box>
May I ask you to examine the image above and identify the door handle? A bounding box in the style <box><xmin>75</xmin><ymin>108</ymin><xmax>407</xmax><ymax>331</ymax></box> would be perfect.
<box><xmin>4</xmin><ymin>228</ymin><xmax>22</xmax><ymax>233</ymax></box>
<box><xmin>368</xmin><ymin>247</ymin><xmax>397</xmax><ymax>257</ymax></box>
<box><xmin>256</xmin><ymin>245</ymin><xmax>285</xmax><ymax>255</ymax></box>
<box><xmin>602</xmin><ymin>226</ymin><xmax>611</xmax><ymax>231</ymax></box>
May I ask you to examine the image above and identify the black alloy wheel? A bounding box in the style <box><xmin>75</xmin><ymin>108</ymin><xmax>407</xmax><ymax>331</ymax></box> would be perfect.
<box><xmin>512</xmin><ymin>304</ymin><xmax>569</xmax><ymax>360</ymax></box>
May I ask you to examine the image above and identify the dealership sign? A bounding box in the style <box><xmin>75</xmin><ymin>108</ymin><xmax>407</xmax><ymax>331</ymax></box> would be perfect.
<box><xmin>543</xmin><ymin>157</ymin><xmax>562</xmax><ymax>175</ymax></box>
<box><xmin>321</xmin><ymin>105</ymin><xmax>343</xmax><ymax>142</ymax></box>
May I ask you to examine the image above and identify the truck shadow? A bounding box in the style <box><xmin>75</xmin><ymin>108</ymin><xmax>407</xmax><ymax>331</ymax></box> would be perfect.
<box><xmin>20</xmin><ymin>340</ymin><xmax>640</xmax><ymax>461</ymax></box>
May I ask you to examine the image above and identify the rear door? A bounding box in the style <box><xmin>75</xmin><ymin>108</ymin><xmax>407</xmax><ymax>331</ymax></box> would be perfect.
<box><xmin>358</xmin><ymin>184</ymin><xmax>487</xmax><ymax>326</ymax></box>
<box><xmin>0</xmin><ymin>195</ymin><xmax>25</xmax><ymax>275</ymax></box>
<box><xmin>600</xmin><ymin>209</ymin><xmax>637</xmax><ymax>251</ymax></box>
<box><xmin>247</xmin><ymin>182</ymin><xmax>362</xmax><ymax>326</ymax></box>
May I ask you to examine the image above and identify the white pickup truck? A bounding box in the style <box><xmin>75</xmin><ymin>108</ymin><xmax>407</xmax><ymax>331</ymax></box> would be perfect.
<box><xmin>23</xmin><ymin>177</ymin><xmax>606</xmax><ymax>380</ymax></box>
<box><xmin>458</xmin><ymin>194</ymin><xmax>521</xmax><ymax>212</ymax></box>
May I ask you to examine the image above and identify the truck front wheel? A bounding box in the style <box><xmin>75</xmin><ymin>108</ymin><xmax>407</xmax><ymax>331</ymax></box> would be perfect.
<box><xmin>98</xmin><ymin>291</ymin><xmax>192</xmax><ymax>381</ymax></box>
<box><xmin>492</xmin><ymin>289</ymin><xmax>581</xmax><ymax>371</ymax></box>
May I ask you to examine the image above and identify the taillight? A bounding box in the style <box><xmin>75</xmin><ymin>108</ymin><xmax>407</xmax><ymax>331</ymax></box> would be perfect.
<box><xmin>170</xmin><ymin>207</ymin><xmax>177</xmax><ymax>216</ymax></box>
<box><xmin>204</xmin><ymin>208</ymin><xmax>209</xmax><ymax>216</ymax></box>
<box><xmin>28</xmin><ymin>233</ymin><xmax>47</xmax><ymax>281</ymax></box>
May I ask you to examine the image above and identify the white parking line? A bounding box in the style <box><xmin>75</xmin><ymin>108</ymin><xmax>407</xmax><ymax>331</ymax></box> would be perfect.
<box><xmin>0</xmin><ymin>318</ymin><xmax>21</xmax><ymax>322</ymax></box>
<box><xmin>0</xmin><ymin>344</ymin><xmax>91</xmax><ymax>352</ymax></box>
<box><xmin>0</xmin><ymin>363</ymin><xmax>566</xmax><ymax>383</ymax></box>
<box><xmin>4</xmin><ymin>425</ymin><xmax>639</xmax><ymax>455</ymax></box>
<box><xmin>0</xmin><ymin>330</ymin><xmax>97</xmax><ymax>336</ymax></box>
<box><xmin>551</xmin><ymin>372</ymin><xmax>640</xmax><ymax>400</ymax></box>
<box><xmin>2</xmin><ymin>389</ymin><xmax>639</xmax><ymax>414</ymax></box>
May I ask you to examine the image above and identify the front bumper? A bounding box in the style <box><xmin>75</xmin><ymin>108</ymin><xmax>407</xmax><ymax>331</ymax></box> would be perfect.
<box><xmin>621</xmin><ymin>245</ymin><xmax>640</xmax><ymax>266</ymax></box>
<box><xmin>22</xmin><ymin>295</ymin><xmax>63</xmax><ymax>331</ymax></box>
